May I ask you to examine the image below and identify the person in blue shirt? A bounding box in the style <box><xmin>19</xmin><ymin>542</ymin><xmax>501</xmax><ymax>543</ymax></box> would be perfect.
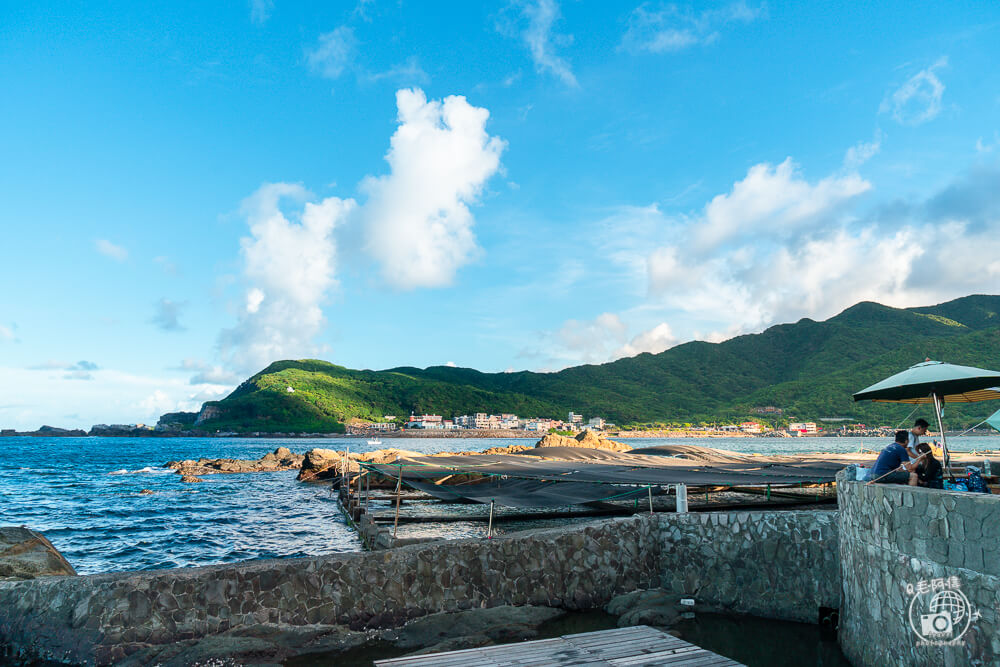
<box><xmin>871</xmin><ymin>430</ymin><xmax>918</xmax><ymax>483</ymax></box>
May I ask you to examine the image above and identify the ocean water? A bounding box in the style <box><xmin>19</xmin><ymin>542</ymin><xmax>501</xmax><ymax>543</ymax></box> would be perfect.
<box><xmin>2</xmin><ymin>434</ymin><xmax>997</xmax><ymax>575</ymax></box>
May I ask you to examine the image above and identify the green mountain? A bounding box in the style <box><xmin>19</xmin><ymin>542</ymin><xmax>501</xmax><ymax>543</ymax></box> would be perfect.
<box><xmin>189</xmin><ymin>295</ymin><xmax>1000</xmax><ymax>432</ymax></box>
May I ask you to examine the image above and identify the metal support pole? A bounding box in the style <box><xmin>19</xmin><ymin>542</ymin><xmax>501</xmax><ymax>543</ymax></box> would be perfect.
<box><xmin>487</xmin><ymin>499</ymin><xmax>495</xmax><ymax>539</ymax></box>
<box><xmin>933</xmin><ymin>393</ymin><xmax>952</xmax><ymax>478</ymax></box>
<box><xmin>766</xmin><ymin>484</ymin><xmax>771</xmax><ymax>501</ymax></box>
<box><xmin>676</xmin><ymin>483</ymin><xmax>688</xmax><ymax>513</ymax></box>
<box><xmin>648</xmin><ymin>486</ymin><xmax>654</xmax><ymax>514</ymax></box>
<box><xmin>393</xmin><ymin>465</ymin><xmax>403</xmax><ymax>538</ymax></box>
<box><xmin>364</xmin><ymin>470</ymin><xmax>370</xmax><ymax>512</ymax></box>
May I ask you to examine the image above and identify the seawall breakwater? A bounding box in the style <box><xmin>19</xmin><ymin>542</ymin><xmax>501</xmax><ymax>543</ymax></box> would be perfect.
<box><xmin>0</xmin><ymin>509</ymin><xmax>837</xmax><ymax>665</ymax></box>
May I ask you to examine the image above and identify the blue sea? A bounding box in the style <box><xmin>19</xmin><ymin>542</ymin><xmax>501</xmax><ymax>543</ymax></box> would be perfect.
<box><xmin>3</xmin><ymin>435</ymin><xmax>997</xmax><ymax>575</ymax></box>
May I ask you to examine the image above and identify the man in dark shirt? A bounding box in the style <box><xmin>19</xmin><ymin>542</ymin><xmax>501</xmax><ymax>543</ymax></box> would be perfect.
<box><xmin>871</xmin><ymin>430</ymin><xmax>916</xmax><ymax>483</ymax></box>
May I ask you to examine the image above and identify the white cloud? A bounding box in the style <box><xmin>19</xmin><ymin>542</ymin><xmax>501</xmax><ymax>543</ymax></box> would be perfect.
<box><xmin>881</xmin><ymin>57</ymin><xmax>947</xmax><ymax>126</ymax></box>
<box><xmin>95</xmin><ymin>239</ymin><xmax>128</xmax><ymax>262</ymax></box>
<box><xmin>307</xmin><ymin>26</ymin><xmax>356</xmax><ymax>79</ymax></box>
<box><xmin>250</xmin><ymin>0</ymin><xmax>273</xmax><ymax>24</ymax></box>
<box><xmin>501</xmin><ymin>0</ymin><xmax>578</xmax><ymax>87</ymax></box>
<box><xmin>361</xmin><ymin>88</ymin><xmax>506</xmax><ymax>288</ymax></box>
<box><xmin>542</xmin><ymin>314</ymin><xmax>680</xmax><ymax>367</ymax></box>
<box><xmin>219</xmin><ymin>182</ymin><xmax>356</xmax><ymax>371</ymax></box>
<box><xmin>444</xmin><ymin>361</ymin><xmax>457</xmax><ymax>367</ymax></box>
<box><xmin>843</xmin><ymin>130</ymin><xmax>883</xmax><ymax>169</ymax></box>
<box><xmin>555</xmin><ymin>313</ymin><xmax>628</xmax><ymax>364</ymax></box>
<box><xmin>693</xmin><ymin>158</ymin><xmax>870</xmax><ymax>249</ymax></box>
<box><xmin>644</xmin><ymin>160</ymin><xmax>1000</xmax><ymax>337</ymax></box>
<box><xmin>616</xmin><ymin>322</ymin><xmax>678</xmax><ymax>357</ymax></box>
<box><xmin>364</xmin><ymin>57</ymin><xmax>430</xmax><ymax>85</ymax></box>
<box><xmin>175</xmin><ymin>358</ymin><xmax>242</xmax><ymax>385</ymax></box>
<box><xmin>151</xmin><ymin>298</ymin><xmax>186</xmax><ymax>331</ymax></box>
<box><xmin>0</xmin><ymin>325</ymin><xmax>13</xmax><ymax>342</ymax></box>
<box><xmin>0</xmin><ymin>367</ymin><xmax>232</xmax><ymax>430</ymax></box>
<box><xmin>621</xmin><ymin>2</ymin><xmax>763</xmax><ymax>54</ymax></box>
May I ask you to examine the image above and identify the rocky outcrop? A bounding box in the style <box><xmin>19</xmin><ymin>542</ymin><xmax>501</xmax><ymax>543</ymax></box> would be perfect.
<box><xmin>193</xmin><ymin>404</ymin><xmax>221</xmax><ymax>426</ymax></box>
<box><xmin>166</xmin><ymin>447</ymin><xmax>304</xmax><ymax>477</ymax></box>
<box><xmin>297</xmin><ymin>448</ymin><xmax>421</xmax><ymax>482</ymax></box>
<box><xmin>605</xmin><ymin>588</ymin><xmax>681</xmax><ymax>628</ymax></box>
<box><xmin>386</xmin><ymin>605</ymin><xmax>565</xmax><ymax>655</ymax></box>
<box><xmin>535</xmin><ymin>429</ymin><xmax>632</xmax><ymax>452</ymax></box>
<box><xmin>0</xmin><ymin>526</ymin><xmax>76</xmax><ymax>580</ymax></box>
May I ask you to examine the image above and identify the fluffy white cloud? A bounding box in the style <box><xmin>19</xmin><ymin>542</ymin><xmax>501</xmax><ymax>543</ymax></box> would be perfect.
<box><xmin>616</xmin><ymin>322</ymin><xmax>678</xmax><ymax>357</ymax></box>
<box><xmin>95</xmin><ymin>239</ymin><xmax>128</xmax><ymax>261</ymax></box>
<box><xmin>307</xmin><ymin>26</ymin><xmax>356</xmax><ymax>79</ymax></box>
<box><xmin>361</xmin><ymin>88</ymin><xmax>506</xmax><ymax>288</ymax></box>
<box><xmin>645</xmin><ymin>160</ymin><xmax>1000</xmax><ymax>337</ymax></box>
<box><xmin>621</xmin><ymin>2</ymin><xmax>762</xmax><ymax>54</ymax></box>
<box><xmin>220</xmin><ymin>183</ymin><xmax>356</xmax><ymax>371</ymax></box>
<box><xmin>0</xmin><ymin>367</ymin><xmax>231</xmax><ymax>430</ymax></box>
<box><xmin>546</xmin><ymin>314</ymin><xmax>679</xmax><ymax>366</ymax></box>
<box><xmin>501</xmin><ymin>0</ymin><xmax>578</xmax><ymax>87</ymax></box>
<box><xmin>0</xmin><ymin>324</ymin><xmax>13</xmax><ymax>342</ymax></box>
<box><xmin>881</xmin><ymin>57</ymin><xmax>947</xmax><ymax>126</ymax></box>
<box><xmin>694</xmin><ymin>158</ymin><xmax>870</xmax><ymax>249</ymax></box>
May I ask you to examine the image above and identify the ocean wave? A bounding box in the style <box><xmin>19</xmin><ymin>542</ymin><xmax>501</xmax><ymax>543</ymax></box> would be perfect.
<box><xmin>107</xmin><ymin>466</ymin><xmax>172</xmax><ymax>475</ymax></box>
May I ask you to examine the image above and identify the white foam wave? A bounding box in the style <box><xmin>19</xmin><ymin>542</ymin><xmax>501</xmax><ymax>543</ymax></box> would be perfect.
<box><xmin>108</xmin><ymin>466</ymin><xmax>172</xmax><ymax>475</ymax></box>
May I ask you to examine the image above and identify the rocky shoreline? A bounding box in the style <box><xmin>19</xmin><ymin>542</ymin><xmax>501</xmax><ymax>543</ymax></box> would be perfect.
<box><xmin>160</xmin><ymin>430</ymin><xmax>631</xmax><ymax>484</ymax></box>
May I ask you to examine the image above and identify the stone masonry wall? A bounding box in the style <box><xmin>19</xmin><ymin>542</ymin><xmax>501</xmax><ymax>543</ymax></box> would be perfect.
<box><xmin>0</xmin><ymin>509</ymin><xmax>838</xmax><ymax>665</ymax></box>
<box><xmin>838</xmin><ymin>470</ymin><xmax>1000</xmax><ymax>666</ymax></box>
<box><xmin>657</xmin><ymin>510</ymin><xmax>840</xmax><ymax>623</ymax></box>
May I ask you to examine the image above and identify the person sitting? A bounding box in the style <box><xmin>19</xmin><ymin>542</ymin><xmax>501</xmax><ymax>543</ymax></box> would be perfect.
<box><xmin>871</xmin><ymin>430</ymin><xmax>917</xmax><ymax>484</ymax></box>
<box><xmin>907</xmin><ymin>418</ymin><xmax>930</xmax><ymax>458</ymax></box>
<box><xmin>909</xmin><ymin>443</ymin><xmax>943</xmax><ymax>489</ymax></box>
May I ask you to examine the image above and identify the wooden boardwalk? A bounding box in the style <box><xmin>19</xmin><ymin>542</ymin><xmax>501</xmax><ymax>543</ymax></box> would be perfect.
<box><xmin>374</xmin><ymin>625</ymin><xmax>745</xmax><ymax>666</ymax></box>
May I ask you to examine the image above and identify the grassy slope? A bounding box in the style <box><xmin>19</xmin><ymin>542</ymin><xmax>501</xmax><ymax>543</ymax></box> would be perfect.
<box><xmin>196</xmin><ymin>295</ymin><xmax>1000</xmax><ymax>431</ymax></box>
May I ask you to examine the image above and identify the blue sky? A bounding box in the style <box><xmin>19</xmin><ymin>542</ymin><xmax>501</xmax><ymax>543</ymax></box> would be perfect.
<box><xmin>2</xmin><ymin>1</ymin><xmax>1000</xmax><ymax>429</ymax></box>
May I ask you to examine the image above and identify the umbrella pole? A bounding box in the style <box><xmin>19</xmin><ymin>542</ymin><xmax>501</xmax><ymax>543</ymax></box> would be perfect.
<box><xmin>933</xmin><ymin>392</ymin><xmax>952</xmax><ymax>479</ymax></box>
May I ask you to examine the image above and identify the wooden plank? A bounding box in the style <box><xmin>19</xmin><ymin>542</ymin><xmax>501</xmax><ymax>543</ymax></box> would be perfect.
<box><xmin>375</xmin><ymin>625</ymin><xmax>746</xmax><ymax>667</ymax></box>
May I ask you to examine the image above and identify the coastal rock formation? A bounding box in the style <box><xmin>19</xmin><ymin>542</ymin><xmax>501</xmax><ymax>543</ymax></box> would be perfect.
<box><xmin>387</xmin><ymin>605</ymin><xmax>565</xmax><ymax>655</ymax></box>
<box><xmin>297</xmin><ymin>448</ymin><xmax>422</xmax><ymax>482</ymax></box>
<box><xmin>166</xmin><ymin>446</ymin><xmax>304</xmax><ymax>477</ymax></box>
<box><xmin>179</xmin><ymin>476</ymin><xmax>202</xmax><ymax>483</ymax></box>
<box><xmin>0</xmin><ymin>526</ymin><xmax>76</xmax><ymax>580</ymax></box>
<box><xmin>605</xmin><ymin>589</ymin><xmax>681</xmax><ymax>628</ymax></box>
<box><xmin>535</xmin><ymin>429</ymin><xmax>631</xmax><ymax>453</ymax></box>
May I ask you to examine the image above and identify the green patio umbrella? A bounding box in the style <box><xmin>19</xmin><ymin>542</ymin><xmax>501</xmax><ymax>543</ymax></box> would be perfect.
<box><xmin>853</xmin><ymin>360</ymin><xmax>1000</xmax><ymax>474</ymax></box>
<box><xmin>987</xmin><ymin>408</ymin><xmax>1000</xmax><ymax>433</ymax></box>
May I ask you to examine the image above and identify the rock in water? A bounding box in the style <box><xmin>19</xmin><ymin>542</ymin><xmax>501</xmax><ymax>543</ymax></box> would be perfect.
<box><xmin>387</xmin><ymin>605</ymin><xmax>565</xmax><ymax>652</ymax></box>
<box><xmin>166</xmin><ymin>446</ymin><xmax>305</xmax><ymax>477</ymax></box>
<box><xmin>297</xmin><ymin>448</ymin><xmax>342</xmax><ymax>482</ymax></box>
<box><xmin>0</xmin><ymin>526</ymin><xmax>77</xmax><ymax>580</ymax></box>
<box><xmin>180</xmin><ymin>475</ymin><xmax>203</xmax><ymax>483</ymax></box>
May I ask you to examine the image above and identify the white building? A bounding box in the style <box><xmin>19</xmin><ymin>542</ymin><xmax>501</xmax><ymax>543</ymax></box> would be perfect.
<box><xmin>788</xmin><ymin>422</ymin><xmax>818</xmax><ymax>434</ymax></box>
<box><xmin>568</xmin><ymin>412</ymin><xmax>583</xmax><ymax>424</ymax></box>
<box><xmin>587</xmin><ymin>417</ymin><xmax>606</xmax><ymax>430</ymax></box>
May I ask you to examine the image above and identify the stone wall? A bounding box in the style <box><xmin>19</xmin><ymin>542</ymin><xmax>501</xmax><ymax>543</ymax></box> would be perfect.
<box><xmin>657</xmin><ymin>510</ymin><xmax>840</xmax><ymax>623</ymax></box>
<box><xmin>0</xmin><ymin>509</ymin><xmax>838</xmax><ymax>665</ymax></box>
<box><xmin>837</xmin><ymin>470</ymin><xmax>1000</xmax><ymax>666</ymax></box>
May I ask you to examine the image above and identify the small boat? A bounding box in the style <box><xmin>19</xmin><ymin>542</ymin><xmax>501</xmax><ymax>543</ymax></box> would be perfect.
<box><xmin>367</xmin><ymin>437</ymin><xmax>382</xmax><ymax>446</ymax></box>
